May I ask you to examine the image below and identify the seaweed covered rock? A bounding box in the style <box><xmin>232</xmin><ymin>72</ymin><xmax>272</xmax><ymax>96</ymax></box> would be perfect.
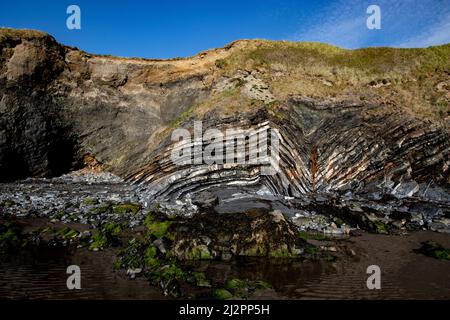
<box><xmin>415</xmin><ymin>240</ymin><xmax>450</xmax><ymax>261</ymax></box>
<box><xmin>0</xmin><ymin>220</ymin><xmax>23</xmax><ymax>253</ymax></box>
<box><xmin>172</xmin><ymin>208</ymin><xmax>306</xmax><ymax>260</ymax></box>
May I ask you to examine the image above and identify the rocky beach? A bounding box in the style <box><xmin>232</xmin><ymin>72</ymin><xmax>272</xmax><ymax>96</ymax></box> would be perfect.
<box><xmin>1</xmin><ymin>170</ymin><xmax>449</xmax><ymax>299</ymax></box>
<box><xmin>1</xmin><ymin>28</ymin><xmax>449</xmax><ymax>300</ymax></box>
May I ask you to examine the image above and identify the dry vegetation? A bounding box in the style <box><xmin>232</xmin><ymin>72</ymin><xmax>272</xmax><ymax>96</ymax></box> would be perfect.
<box><xmin>215</xmin><ymin>40</ymin><xmax>450</xmax><ymax>124</ymax></box>
<box><xmin>2</xmin><ymin>28</ymin><xmax>448</xmax><ymax>124</ymax></box>
<box><xmin>0</xmin><ymin>28</ymin><xmax>49</xmax><ymax>42</ymax></box>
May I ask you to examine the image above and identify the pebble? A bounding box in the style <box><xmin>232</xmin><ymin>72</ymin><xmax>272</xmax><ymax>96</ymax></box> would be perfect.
<box><xmin>0</xmin><ymin>172</ymin><xmax>145</xmax><ymax>229</ymax></box>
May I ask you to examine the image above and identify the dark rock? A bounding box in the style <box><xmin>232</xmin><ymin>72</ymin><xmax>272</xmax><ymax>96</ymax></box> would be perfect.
<box><xmin>153</xmin><ymin>238</ymin><xmax>169</xmax><ymax>254</ymax></box>
<box><xmin>414</xmin><ymin>240</ymin><xmax>450</xmax><ymax>261</ymax></box>
<box><xmin>172</xmin><ymin>208</ymin><xmax>306</xmax><ymax>260</ymax></box>
<box><xmin>192</xmin><ymin>191</ymin><xmax>219</xmax><ymax>210</ymax></box>
<box><xmin>349</xmin><ymin>229</ymin><xmax>362</xmax><ymax>237</ymax></box>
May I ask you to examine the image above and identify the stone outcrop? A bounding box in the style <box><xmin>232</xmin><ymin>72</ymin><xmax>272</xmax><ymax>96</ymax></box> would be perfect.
<box><xmin>172</xmin><ymin>208</ymin><xmax>305</xmax><ymax>260</ymax></box>
<box><xmin>0</xmin><ymin>28</ymin><xmax>230</xmax><ymax>181</ymax></box>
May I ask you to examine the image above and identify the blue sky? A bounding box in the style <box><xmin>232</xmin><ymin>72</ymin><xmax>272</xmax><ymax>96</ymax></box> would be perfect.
<box><xmin>0</xmin><ymin>0</ymin><xmax>449</xmax><ymax>59</ymax></box>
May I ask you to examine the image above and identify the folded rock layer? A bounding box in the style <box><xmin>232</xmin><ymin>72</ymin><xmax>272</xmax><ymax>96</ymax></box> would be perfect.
<box><xmin>1</xmin><ymin>29</ymin><xmax>449</xmax><ymax>206</ymax></box>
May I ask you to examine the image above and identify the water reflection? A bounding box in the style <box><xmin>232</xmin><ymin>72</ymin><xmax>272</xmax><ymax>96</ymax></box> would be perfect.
<box><xmin>1</xmin><ymin>237</ymin><xmax>449</xmax><ymax>300</ymax></box>
<box><xmin>0</xmin><ymin>247</ymin><xmax>164</xmax><ymax>299</ymax></box>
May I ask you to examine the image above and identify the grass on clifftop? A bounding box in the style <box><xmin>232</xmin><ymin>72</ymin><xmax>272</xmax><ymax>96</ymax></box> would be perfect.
<box><xmin>222</xmin><ymin>40</ymin><xmax>450</xmax><ymax>76</ymax></box>
<box><xmin>0</xmin><ymin>28</ymin><xmax>50</xmax><ymax>42</ymax></box>
<box><xmin>216</xmin><ymin>40</ymin><xmax>450</xmax><ymax>122</ymax></box>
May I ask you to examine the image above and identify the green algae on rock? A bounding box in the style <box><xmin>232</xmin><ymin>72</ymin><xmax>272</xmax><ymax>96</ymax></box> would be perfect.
<box><xmin>415</xmin><ymin>240</ymin><xmax>450</xmax><ymax>261</ymax></box>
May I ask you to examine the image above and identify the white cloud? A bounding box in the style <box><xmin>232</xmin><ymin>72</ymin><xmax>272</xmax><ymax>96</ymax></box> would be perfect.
<box><xmin>289</xmin><ymin>0</ymin><xmax>450</xmax><ymax>49</ymax></box>
<box><xmin>290</xmin><ymin>0</ymin><xmax>368</xmax><ymax>48</ymax></box>
<box><xmin>293</xmin><ymin>15</ymin><xmax>367</xmax><ymax>49</ymax></box>
<box><xmin>395</xmin><ymin>13</ymin><xmax>450</xmax><ymax>47</ymax></box>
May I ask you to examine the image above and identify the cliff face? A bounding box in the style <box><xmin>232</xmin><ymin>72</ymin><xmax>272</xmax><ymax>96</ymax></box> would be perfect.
<box><xmin>0</xmin><ymin>29</ymin><xmax>224</xmax><ymax>180</ymax></box>
<box><xmin>0</xmin><ymin>28</ymin><xmax>449</xmax><ymax>204</ymax></box>
<box><xmin>0</xmin><ymin>31</ymin><xmax>69</xmax><ymax>179</ymax></box>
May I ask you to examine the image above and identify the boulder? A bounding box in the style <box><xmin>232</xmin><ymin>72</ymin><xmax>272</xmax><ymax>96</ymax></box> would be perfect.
<box><xmin>172</xmin><ymin>208</ymin><xmax>305</xmax><ymax>260</ymax></box>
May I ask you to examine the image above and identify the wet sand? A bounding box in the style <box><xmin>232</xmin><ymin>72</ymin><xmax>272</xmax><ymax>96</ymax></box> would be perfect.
<box><xmin>0</xmin><ymin>230</ymin><xmax>449</xmax><ymax>299</ymax></box>
<box><xmin>0</xmin><ymin>247</ymin><xmax>165</xmax><ymax>299</ymax></box>
<box><xmin>249</xmin><ymin>231</ymin><xmax>450</xmax><ymax>299</ymax></box>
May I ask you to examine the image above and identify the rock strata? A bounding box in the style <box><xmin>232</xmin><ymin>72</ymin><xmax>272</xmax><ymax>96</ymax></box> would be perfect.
<box><xmin>1</xmin><ymin>28</ymin><xmax>449</xmax><ymax>234</ymax></box>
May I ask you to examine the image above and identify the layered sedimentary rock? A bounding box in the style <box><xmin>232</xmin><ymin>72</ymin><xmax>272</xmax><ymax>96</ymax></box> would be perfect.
<box><xmin>129</xmin><ymin>97</ymin><xmax>449</xmax><ymax>201</ymax></box>
<box><xmin>1</xmin><ymin>28</ymin><xmax>449</xmax><ymax>230</ymax></box>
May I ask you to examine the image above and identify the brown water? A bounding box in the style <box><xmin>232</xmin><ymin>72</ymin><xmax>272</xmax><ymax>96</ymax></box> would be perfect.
<box><xmin>0</xmin><ymin>247</ymin><xmax>165</xmax><ymax>299</ymax></box>
<box><xmin>270</xmin><ymin>231</ymin><xmax>450</xmax><ymax>300</ymax></box>
<box><xmin>0</xmin><ymin>231</ymin><xmax>449</xmax><ymax>300</ymax></box>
